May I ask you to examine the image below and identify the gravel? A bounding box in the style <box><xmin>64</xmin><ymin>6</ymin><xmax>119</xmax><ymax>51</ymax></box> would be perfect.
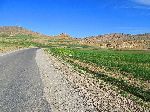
<box><xmin>36</xmin><ymin>49</ymin><xmax>150</xmax><ymax>112</ymax></box>
<box><xmin>36</xmin><ymin>49</ymin><xmax>97</xmax><ymax>112</ymax></box>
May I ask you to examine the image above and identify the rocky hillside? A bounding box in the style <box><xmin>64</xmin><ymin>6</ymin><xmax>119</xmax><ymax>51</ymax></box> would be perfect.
<box><xmin>52</xmin><ymin>33</ymin><xmax>71</xmax><ymax>39</ymax></box>
<box><xmin>1</xmin><ymin>26</ymin><xmax>150</xmax><ymax>50</ymax></box>
<box><xmin>0</xmin><ymin>26</ymin><xmax>47</xmax><ymax>37</ymax></box>
<box><xmin>80</xmin><ymin>33</ymin><xmax>150</xmax><ymax>50</ymax></box>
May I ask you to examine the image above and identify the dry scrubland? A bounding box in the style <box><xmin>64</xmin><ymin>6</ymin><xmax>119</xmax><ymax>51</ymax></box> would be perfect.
<box><xmin>0</xmin><ymin>26</ymin><xmax>150</xmax><ymax>109</ymax></box>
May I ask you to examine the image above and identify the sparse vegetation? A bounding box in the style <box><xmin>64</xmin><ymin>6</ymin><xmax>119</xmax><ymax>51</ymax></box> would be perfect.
<box><xmin>0</xmin><ymin>33</ymin><xmax>45</xmax><ymax>52</ymax></box>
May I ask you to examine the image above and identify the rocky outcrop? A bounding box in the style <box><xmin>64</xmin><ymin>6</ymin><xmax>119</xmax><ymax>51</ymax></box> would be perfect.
<box><xmin>53</xmin><ymin>33</ymin><xmax>71</xmax><ymax>39</ymax></box>
<box><xmin>80</xmin><ymin>33</ymin><xmax>150</xmax><ymax>50</ymax></box>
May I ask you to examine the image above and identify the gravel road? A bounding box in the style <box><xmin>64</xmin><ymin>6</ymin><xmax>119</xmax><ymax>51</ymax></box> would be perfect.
<box><xmin>0</xmin><ymin>48</ymin><xmax>51</xmax><ymax>112</ymax></box>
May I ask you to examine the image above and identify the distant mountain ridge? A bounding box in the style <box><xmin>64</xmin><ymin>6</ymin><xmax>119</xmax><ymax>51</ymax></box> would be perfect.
<box><xmin>80</xmin><ymin>33</ymin><xmax>150</xmax><ymax>50</ymax></box>
<box><xmin>0</xmin><ymin>26</ymin><xmax>72</xmax><ymax>39</ymax></box>
<box><xmin>85</xmin><ymin>33</ymin><xmax>150</xmax><ymax>42</ymax></box>
<box><xmin>0</xmin><ymin>26</ymin><xmax>47</xmax><ymax>37</ymax></box>
<box><xmin>0</xmin><ymin>26</ymin><xmax>150</xmax><ymax>50</ymax></box>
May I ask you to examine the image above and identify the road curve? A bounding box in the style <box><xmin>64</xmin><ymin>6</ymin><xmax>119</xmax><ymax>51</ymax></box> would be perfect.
<box><xmin>0</xmin><ymin>48</ymin><xmax>51</xmax><ymax>112</ymax></box>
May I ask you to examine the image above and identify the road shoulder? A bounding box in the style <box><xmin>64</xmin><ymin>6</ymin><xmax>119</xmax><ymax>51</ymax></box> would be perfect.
<box><xmin>35</xmin><ymin>49</ymin><xmax>149</xmax><ymax>112</ymax></box>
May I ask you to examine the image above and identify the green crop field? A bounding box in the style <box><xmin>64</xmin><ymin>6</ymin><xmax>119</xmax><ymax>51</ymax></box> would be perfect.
<box><xmin>47</xmin><ymin>46</ymin><xmax>150</xmax><ymax>102</ymax></box>
<box><xmin>48</xmin><ymin>47</ymin><xmax>150</xmax><ymax>81</ymax></box>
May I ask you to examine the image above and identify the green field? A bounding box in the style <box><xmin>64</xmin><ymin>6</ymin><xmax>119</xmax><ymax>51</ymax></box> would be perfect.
<box><xmin>47</xmin><ymin>47</ymin><xmax>150</xmax><ymax>102</ymax></box>
<box><xmin>0</xmin><ymin>34</ymin><xmax>46</xmax><ymax>52</ymax></box>
<box><xmin>48</xmin><ymin>48</ymin><xmax>150</xmax><ymax>80</ymax></box>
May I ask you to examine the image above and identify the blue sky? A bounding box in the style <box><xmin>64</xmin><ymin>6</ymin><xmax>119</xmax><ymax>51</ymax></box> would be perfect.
<box><xmin>0</xmin><ymin>0</ymin><xmax>150</xmax><ymax>37</ymax></box>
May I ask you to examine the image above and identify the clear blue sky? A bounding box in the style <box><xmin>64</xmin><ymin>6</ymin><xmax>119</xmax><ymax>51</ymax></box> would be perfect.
<box><xmin>0</xmin><ymin>0</ymin><xmax>150</xmax><ymax>37</ymax></box>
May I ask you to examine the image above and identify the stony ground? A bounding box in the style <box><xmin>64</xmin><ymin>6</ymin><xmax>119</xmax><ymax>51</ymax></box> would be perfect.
<box><xmin>36</xmin><ymin>49</ymin><xmax>97</xmax><ymax>112</ymax></box>
<box><xmin>36</xmin><ymin>49</ymin><xmax>150</xmax><ymax>112</ymax></box>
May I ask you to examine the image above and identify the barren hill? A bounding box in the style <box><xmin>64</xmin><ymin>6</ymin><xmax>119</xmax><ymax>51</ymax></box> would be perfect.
<box><xmin>0</xmin><ymin>26</ymin><xmax>47</xmax><ymax>37</ymax></box>
<box><xmin>51</xmin><ymin>33</ymin><xmax>72</xmax><ymax>39</ymax></box>
<box><xmin>80</xmin><ymin>33</ymin><xmax>150</xmax><ymax>50</ymax></box>
<box><xmin>1</xmin><ymin>26</ymin><xmax>150</xmax><ymax>50</ymax></box>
